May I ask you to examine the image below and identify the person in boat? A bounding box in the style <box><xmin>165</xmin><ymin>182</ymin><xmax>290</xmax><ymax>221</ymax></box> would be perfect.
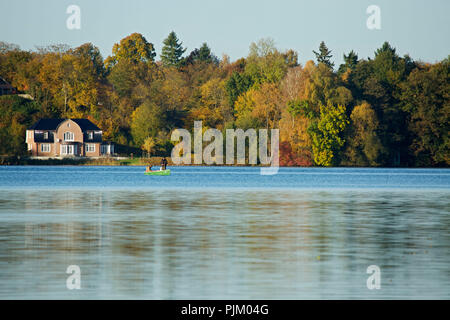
<box><xmin>145</xmin><ymin>165</ymin><xmax>153</xmax><ymax>173</ymax></box>
<box><xmin>160</xmin><ymin>157</ymin><xmax>168</xmax><ymax>171</ymax></box>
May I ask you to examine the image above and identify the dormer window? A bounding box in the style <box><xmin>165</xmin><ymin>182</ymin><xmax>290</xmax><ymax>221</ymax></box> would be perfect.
<box><xmin>44</xmin><ymin>132</ymin><xmax>48</xmax><ymax>140</ymax></box>
<box><xmin>64</xmin><ymin>132</ymin><xmax>74</xmax><ymax>141</ymax></box>
<box><xmin>88</xmin><ymin>132</ymin><xmax>93</xmax><ymax>140</ymax></box>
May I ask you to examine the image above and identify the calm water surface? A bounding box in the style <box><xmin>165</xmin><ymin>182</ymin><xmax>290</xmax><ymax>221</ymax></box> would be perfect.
<box><xmin>0</xmin><ymin>166</ymin><xmax>449</xmax><ymax>299</ymax></box>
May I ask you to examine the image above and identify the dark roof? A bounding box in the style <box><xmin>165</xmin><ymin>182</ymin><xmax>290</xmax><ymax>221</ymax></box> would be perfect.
<box><xmin>28</xmin><ymin>118</ymin><xmax>65</xmax><ymax>130</ymax></box>
<box><xmin>34</xmin><ymin>132</ymin><xmax>54</xmax><ymax>143</ymax></box>
<box><xmin>71</xmin><ymin>119</ymin><xmax>101</xmax><ymax>131</ymax></box>
<box><xmin>28</xmin><ymin>118</ymin><xmax>101</xmax><ymax>131</ymax></box>
<box><xmin>0</xmin><ymin>77</ymin><xmax>15</xmax><ymax>91</ymax></box>
<box><xmin>0</xmin><ymin>77</ymin><xmax>12</xmax><ymax>87</ymax></box>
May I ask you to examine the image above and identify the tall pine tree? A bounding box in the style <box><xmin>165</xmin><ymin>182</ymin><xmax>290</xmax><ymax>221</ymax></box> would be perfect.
<box><xmin>313</xmin><ymin>41</ymin><xmax>334</xmax><ymax>69</ymax></box>
<box><xmin>160</xmin><ymin>31</ymin><xmax>186</xmax><ymax>67</ymax></box>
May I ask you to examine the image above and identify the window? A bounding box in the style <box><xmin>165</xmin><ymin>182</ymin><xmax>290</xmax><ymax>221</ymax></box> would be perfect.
<box><xmin>64</xmin><ymin>132</ymin><xmax>74</xmax><ymax>141</ymax></box>
<box><xmin>44</xmin><ymin>132</ymin><xmax>48</xmax><ymax>140</ymax></box>
<box><xmin>61</xmin><ymin>145</ymin><xmax>75</xmax><ymax>155</ymax></box>
<box><xmin>101</xmin><ymin>144</ymin><xmax>114</xmax><ymax>155</ymax></box>
<box><xmin>41</xmin><ymin>144</ymin><xmax>51</xmax><ymax>152</ymax></box>
<box><xmin>86</xmin><ymin>144</ymin><xmax>95</xmax><ymax>153</ymax></box>
<box><xmin>88</xmin><ymin>132</ymin><xmax>93</xmax><ymax>140</ymax></box>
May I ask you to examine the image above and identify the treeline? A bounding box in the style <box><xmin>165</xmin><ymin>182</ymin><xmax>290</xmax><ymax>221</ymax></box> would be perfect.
<box><xmin>0</xmin><ymin>33</ymin><xmax>448</xmax><ymax>166</ymax></box>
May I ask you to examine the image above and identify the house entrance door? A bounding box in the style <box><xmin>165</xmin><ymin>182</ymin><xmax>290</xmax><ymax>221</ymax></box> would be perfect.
<box><xmin>61</xmin><ymin>145</ymin><xmax>76</xmax><ymax>155</ymax></box>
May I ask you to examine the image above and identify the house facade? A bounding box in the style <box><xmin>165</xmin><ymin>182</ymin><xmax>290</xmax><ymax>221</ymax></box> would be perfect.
<box><xmin>26</xmin><ymin>118</ymin><xmax>114</xmax><ymax>157</ymax></box>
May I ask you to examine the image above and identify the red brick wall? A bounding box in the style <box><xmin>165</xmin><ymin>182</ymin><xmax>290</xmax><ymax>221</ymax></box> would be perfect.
<box><xmin>55</xmin><ymin>119</ymin><xmax>83</xmax><ymax>156</ymax></box>
<box><xmin>26</xmin><ymin>120</ymin><xmax>103</xmax><ymax>157</ymax></box>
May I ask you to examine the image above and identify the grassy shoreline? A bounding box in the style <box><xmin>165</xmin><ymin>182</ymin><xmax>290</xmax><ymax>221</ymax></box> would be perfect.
<box><xmin>0</xmin><ymin>156</ymin><xmax>261</xmax><ymax>167</ymax></box>
<box><xmin>0</xmin><ymin>156</ymin><xmax>169</xmax><ymax>166</ymax></box>
<box><xmin>1</xmin><ymin>156</ymin><xmax>448</xmax><ymax>168</ymax></box>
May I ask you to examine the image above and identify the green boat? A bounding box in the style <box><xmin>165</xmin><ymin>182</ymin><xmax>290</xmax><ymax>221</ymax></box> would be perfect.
<box><xmin>145</xmin><ymin>169</ymin><xmax>171</xmax><ymax>176</ymax></box>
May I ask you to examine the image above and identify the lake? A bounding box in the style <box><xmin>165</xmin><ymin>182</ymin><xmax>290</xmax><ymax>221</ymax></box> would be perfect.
<box><xmin>0</xmin><ymin>166</ymin><xmax>449</xmax><ymax>299</ymax></box>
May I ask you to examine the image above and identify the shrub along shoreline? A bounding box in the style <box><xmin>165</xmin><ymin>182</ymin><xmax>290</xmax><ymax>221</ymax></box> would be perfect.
<box><xmin>0</xmin><ymin>156</ymin><xmax>162</xmax><ymax>166</ymax></box>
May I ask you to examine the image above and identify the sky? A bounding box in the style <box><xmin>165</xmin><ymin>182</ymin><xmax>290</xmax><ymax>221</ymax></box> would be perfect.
<box><xmin>1</xmin><ymin>0</ymin><xmax>449</xmax><ymax>66</ymax></box>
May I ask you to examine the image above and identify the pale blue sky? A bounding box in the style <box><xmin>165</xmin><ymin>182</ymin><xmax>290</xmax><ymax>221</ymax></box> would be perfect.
<box><xmin>1</xmin><ymin>0</ymin><xmax>449</xmax><ymax>66</ymax></box>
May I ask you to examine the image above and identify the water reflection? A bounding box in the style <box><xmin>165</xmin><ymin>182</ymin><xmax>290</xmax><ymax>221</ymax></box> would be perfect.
<box><xmin>0</xmin><ymin>187</ymin><xmax>448</xmax><ymax>299</ymax></box>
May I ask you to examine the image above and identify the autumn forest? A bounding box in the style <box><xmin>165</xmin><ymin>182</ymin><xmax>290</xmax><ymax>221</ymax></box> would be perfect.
<box><xmin>0</xmin><ymin>32</ymin><xmax>448</xmax><ymax>166</ymax></box>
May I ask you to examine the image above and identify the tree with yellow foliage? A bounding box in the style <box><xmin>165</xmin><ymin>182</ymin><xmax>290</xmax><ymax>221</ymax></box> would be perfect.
<box><xmin>310</xmin><ymin>103</ymin><xmax>349</xmax><ymax>166</ymax></box>
<box><xmin>251</xmin><ymin>82</ymin><xmax>282</xmax><ymax>130</ymax></box>
<box><xmin>142</xmin><ymin>136</ymin><xmax>156</xmax><ymax>157</ymax></box>
<box><xmin>104</xmin><ymin>33</ymin><xmax>156</xmax><ymax>70</ymax></box>
<box><xmin>189</xmin><ymin>77</ymin><xmax>227</xmax><ymax>128</ymax></box>
<box><xmin>342</xmin><ymin>102</ymin><xmax>384</xmax><ymax>166</ymax></box>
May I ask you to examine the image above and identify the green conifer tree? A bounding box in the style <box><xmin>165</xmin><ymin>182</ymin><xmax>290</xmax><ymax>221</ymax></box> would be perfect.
<box><xmin>160</xmin><ymin>31</ymin><xmax>186</xmax><ymax>67</ymax></box>
<box><xmin>313</xmin><ymin>41</ymin><xmax>334</xmax><ymax>69</ymax></box>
